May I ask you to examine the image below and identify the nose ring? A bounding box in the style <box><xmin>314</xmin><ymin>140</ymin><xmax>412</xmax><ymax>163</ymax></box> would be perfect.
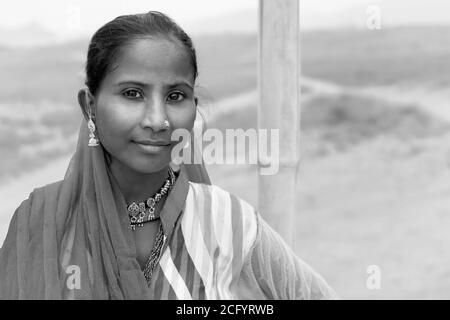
<box><xmin>163</xmin><ymin>120</ymin><xmax>170</xmax><ymax>128</ymax></box>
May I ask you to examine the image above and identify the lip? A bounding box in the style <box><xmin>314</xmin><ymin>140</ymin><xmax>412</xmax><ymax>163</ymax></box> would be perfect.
<box><xmin>134</xmin><ymin>140</ymin><xmax>171</xmax><ymax>146</ymax></box>
<box><xmin>133</xmin><ymin>140</ymin><xmax>171</xmax><ymax>154</ymax></box>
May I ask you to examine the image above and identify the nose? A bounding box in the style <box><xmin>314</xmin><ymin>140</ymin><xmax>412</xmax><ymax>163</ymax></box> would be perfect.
<box><xmin>139</xmin><ymin>96</ymin><xmax>168</xmax><ymax>132</ymax></box>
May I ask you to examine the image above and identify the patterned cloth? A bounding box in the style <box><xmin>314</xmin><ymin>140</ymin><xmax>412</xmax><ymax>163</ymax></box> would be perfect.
<box><xmin>147</xmin><ymin>166</ymin><xmax>338</xmax><ymax>299</ymax></box>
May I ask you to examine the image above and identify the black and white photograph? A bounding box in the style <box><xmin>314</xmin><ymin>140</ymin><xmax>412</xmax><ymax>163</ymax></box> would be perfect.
<box><xmin>0</xmin><ymin>0</ymin><xmax>449</xmax><ymax>303</ymax></box>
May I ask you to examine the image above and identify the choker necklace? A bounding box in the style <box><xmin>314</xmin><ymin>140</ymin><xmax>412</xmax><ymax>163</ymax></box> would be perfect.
<box><xmin>127</xmin><ymin>168</ymin><xmax>175</xmax><ymax>231</ymax></box>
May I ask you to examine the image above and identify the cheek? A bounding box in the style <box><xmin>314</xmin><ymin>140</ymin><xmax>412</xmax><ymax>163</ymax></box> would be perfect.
<box><xmin>95</xmin><ymin>98</ymin><xmax>134</xmax><ymax>145</ymax></box>
<box><xmin>167</xmin><ymin>104</ymin><xmax>197</xmax><ymax>132</ymax></box>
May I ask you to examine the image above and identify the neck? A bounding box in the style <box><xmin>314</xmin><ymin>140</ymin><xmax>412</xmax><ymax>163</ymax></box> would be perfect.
<box><xmin>109</xmin><ymin>160</ymin><xmax>170</xmax><ymax>204</ymax></box>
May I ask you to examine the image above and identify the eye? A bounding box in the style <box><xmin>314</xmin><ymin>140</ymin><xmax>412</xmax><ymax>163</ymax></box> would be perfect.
<box><xmin>167</xmin><ymin>91</ymin><xmax>185</xmax><ymax>102</ymax></box>
<box><xmin>122</xmin><ymin>89</ymin><xmax>143</xmax><ymax>100</ymax></box>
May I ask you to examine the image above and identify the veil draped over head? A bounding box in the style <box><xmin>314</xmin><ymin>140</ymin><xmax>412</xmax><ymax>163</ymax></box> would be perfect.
<box><xmin>0</xmin><ymin>111</ymin><xmax>210</xmax><ymax>299</ymax></box>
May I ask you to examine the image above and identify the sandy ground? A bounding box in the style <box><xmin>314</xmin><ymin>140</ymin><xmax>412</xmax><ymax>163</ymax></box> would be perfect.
<box><xmin>2</xmin><ymin>78</ymin><xmax>450</xmax><ymax>299</ymax></box>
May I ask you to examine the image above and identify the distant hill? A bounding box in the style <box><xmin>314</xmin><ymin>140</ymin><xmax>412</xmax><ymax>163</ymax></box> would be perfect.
<box><xmin>1</xmin><ymin>25</ymin><xmax>450</xmax><ymax>105</ymax></box>
<box><xmin>301</xmin><ymin>25</ymin><xmax>450</xmax><ymax>87</ymax></box>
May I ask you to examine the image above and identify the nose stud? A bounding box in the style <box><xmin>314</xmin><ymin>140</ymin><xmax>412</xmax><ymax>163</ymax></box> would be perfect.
<box><xmin>163</xmin><ymin>120</ymin><xmax>170</xmax><ymax>128</ymax></box>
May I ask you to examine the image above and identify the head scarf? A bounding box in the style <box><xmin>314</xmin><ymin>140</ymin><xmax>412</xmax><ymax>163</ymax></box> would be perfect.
<box><xmin>0</xmin><ymin>111</ymin><xmax>210</xmax><ymax>299</ymax></box>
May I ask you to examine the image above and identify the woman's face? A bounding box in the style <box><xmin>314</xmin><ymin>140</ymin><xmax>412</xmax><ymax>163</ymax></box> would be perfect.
<box><xmin>93</xmin><ymin>37</ymin><xmax>197</xmax><ymax>174</ymax></box>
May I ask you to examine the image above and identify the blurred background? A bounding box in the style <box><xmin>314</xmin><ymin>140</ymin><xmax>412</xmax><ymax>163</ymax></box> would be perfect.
<box><xmin>1</xmin><ymin>0</ymin><xmax>450</xmax><ymax>299</ymax></box>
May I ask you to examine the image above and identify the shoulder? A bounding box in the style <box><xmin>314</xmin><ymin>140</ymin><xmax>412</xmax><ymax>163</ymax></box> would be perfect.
<box><xmin>32</xmin><ymin>179</ymin><xmax>63</xmax><ymax>197</ymax></box>
<box><xmin>24</xmin><ymin>179</ymin><xmax>63</xmax><ymax>213</ymax></box>
<box><xmin>12</xmin><ymin>179</ymin><xmax>62</xmax><ymax>212</ymax></box>
<box><xmin>11</xmin><ymin>180</ymin><xmax>64</xmax><ymax>232</ymax></box>
<box><xmin>184</xmin><ymin>181</ymin><xmax>259</xmax><ymax>256</ymax></box>
<box><xmin>1</xmin><ymin>179</ymin><xmax>63</xmax><ymax>251</ymax></box>
<box><xmin>186</xmin><ymin>181</ymin><xmax>258</xmax><ymax>222</ymax></box>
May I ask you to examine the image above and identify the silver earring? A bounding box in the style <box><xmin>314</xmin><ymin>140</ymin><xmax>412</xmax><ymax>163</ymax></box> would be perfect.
<box><xmin>88</xmin><ymin>117</ymin><xmax>99</xmax><ymax>147</ymax></box>
<box><xmin>163</xmin><ymin>120</ymin><xmax>170</xmax><ymax>129</ymax></box>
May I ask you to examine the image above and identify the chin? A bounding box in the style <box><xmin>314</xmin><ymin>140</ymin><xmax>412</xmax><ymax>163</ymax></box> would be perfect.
<box><xmin>130</xmin><ymin>158</ymin><xmax>170</xmax><ymax>174</ymax></box>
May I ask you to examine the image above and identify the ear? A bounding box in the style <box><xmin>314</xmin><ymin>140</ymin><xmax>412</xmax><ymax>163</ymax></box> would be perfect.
<box><xmin>77</xmin><ymin>88</ymin><xmax>95</xmax><ymax>121</ymax></box>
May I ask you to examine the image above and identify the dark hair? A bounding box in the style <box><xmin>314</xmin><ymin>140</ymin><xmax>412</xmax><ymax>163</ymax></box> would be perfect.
<box><xmin>84</xmin><ymin>11</ymin><xmax>198</xmax><ymax>96</ymax></box>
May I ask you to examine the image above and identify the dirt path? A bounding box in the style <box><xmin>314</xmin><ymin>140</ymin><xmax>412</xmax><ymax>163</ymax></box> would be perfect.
<box><xmin>302</xmin><ymin>76</ymin><xmax>450</xmax><ymax>121</ymax></box>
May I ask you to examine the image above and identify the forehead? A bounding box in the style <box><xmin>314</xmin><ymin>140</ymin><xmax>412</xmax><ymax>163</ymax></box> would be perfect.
<box><xmin>106</xmin><ymin>37</ymin><xmax>194</xmax><ymax>86</ymax></box>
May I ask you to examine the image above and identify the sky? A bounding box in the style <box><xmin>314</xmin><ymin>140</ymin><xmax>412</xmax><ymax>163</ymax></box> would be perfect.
<box><xmin>0</xmin><ymin>0</ymin><xmax>256</xmax><ymax>36</ymax></box>
<box><xmin>0</xmin><ymin>0</ymin><xmax>449</xmax><ymax>45</ymax></box>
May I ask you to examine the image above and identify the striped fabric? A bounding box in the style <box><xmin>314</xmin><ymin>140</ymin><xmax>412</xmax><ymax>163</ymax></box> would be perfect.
<box><xmin>146</xmin><ymin>166</ymin><xmax>338</xmax><ymax>300</ymax></box>
<box><xmin>149</xmin><ymin>181</ymin><xmax>258</xmax><ymax>299</ymax></box>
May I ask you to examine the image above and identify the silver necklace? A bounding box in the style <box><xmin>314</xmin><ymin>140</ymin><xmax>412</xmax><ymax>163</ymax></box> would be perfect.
<box><xmin>143</xmin><ymin>222</ymin><xmax>166</xmax><ymax>286</ymax></box>
<box><xmin>127</xmin><ymin>168</ymin><xmax>175</xmax><ymax>230</ymax></box>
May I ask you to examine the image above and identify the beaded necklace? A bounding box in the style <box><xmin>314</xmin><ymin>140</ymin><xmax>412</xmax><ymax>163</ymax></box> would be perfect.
<box><xmin>143</xmin><ymin>222</ymin><xmax>166</xmax><ymax>286</ymax></box>
<box><xmin>126</xmin><ymin>168</ymin><xmax>176</xmax><ymax>286</ymax></box>
<box><xmin>127</xmin><ymin>168</ymin><xmax>175</xmax><ymax>230</ymax></box>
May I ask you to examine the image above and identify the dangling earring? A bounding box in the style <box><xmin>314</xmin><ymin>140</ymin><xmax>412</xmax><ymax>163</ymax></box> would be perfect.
<box><xmin>169</xmin><ymin>161</ymin><xmax>180</xmax><ymax>173</ymax></box>
<box><xmin>87</xmin><ymin>117</ymin><xmax>99</xmax><ymax>147</ymax></box>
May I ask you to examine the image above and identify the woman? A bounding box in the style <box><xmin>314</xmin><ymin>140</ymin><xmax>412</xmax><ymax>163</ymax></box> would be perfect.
<box><xmin>0</xmin><ymin>11</ymin><xmax>337</xmax><ymax>300</ymax></box>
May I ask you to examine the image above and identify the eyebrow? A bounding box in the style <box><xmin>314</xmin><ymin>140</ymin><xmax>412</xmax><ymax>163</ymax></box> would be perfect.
<box><xmin>116</xmin><ymin>80</ymin><xmax>194</xmax><ymax>91</ymax></box>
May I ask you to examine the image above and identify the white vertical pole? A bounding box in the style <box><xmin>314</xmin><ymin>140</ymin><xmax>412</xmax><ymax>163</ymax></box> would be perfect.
<box><xmin>258</xmin><ymin>0</ymin><xmax>301</xmax><ymax>247</ymax></box>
